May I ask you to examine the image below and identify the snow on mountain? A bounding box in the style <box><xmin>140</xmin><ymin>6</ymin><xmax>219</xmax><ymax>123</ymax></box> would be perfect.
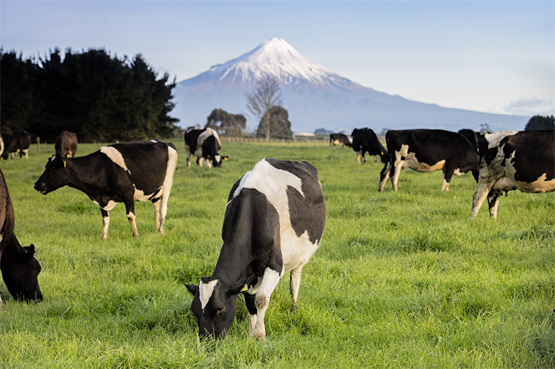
<box><xmin>172</xmin><ymin>38</ymin><xmax>529</xmax><ymax>133</ymax></box>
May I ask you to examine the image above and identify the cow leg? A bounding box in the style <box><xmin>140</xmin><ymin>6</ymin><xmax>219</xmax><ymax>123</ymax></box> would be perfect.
<box><xmin>186</xmin><ymin>153</ymin><xmax>192</xmax><ymax>168</ymax></box>
<box><xmin>355</xmin><ymin>151</ymin><xmax>361</xmax><ymax>165</ymax></box>
<box><xmin>290</xmin><ymin>265</ymin><xmax>305</xmax><ymax>308</ymax></box>
<box><xmin>206</xmin><ymin>159</ymin><xmax>212</xmax><ymax>169</ymax></box>
<box><xmin>378</xmin><ymin>162</ymin><xmax>391</xmax><ymax>192</ymax></box>
<box><xmin>152</xmin><ymin>198</ymin><xmax>162</xmax><ymax>232</ymax></box>
<box><xmin>441</xmin><ymin>166</ymin><xmax>455</xmax><ymax>192</ymax></box>
<box><xmin>391</xmin><ymin>160</ymin><xmax>403</xmax><ymax>191</ymax></box>
<box><xmin>101</xmin><ymin>209</ymin><xmax>110</xmax><ymax>239</ymax></box>
<box><xmin>471</xmin><ymin>181</ymin><xmax>494</xmax><ymax>220</ymax></box>
<box><xmin>252</xmin><ymin>267</ymin><xmax>282</xmax><ymax>341</ymax></box>
<box><xmin>198</xmin><ymin>157</ymin><xmax>204</xmax><ymax>167</ymax></box>
<box><xmin>244</xmin><ymin>292</ymin><xmax>258</xmax><ymax>338</ymax></box>
<box><xmin>22</xmin><ymin>149</ymin><xmax>29</xmax><ymax>159</ymax></box>
<box><xmin>487</xmin><ymin>190</ymin><xmax>502</xmax><ymax>219</ymax></box>
<box><xmin>124</xmin><ymin>202</ymin><xmax>140</xmax><ymax>238</ymax></box>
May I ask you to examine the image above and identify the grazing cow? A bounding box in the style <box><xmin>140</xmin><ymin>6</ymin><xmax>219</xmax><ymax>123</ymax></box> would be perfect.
<box><xmin>329</xmin><ymin>133</ymin><xmax>351</xmax><ymax>148</ymax></box>
<box><xmin>34</xmin><ymin>140</ymin><xmax>178</xmax><ymax>239</ymax></box>
<box><xmin>55</xmin><ymin>131</ymin><xmax>78</xmax><ymax>158</ymax></box>
<box><xmin>185</xmin><ymin>128</ymin><xmax>227</xmax><ymax>168</ymax></box>
<box><xmin>379</xmin><ymin>129</ymin><xmax>480</xmax><ymax>192</ymax></box>
<box><xmin>0</xmin><ymin>169</ymin><xmax>42</xmax><ymax>305</ymax></box>
<box><xmin>1</xmin><ymin>132</ymin><xmax>31</xmax><ymax>160</ymax></box>
<box><xmin>351</xmin><ymin>128</ymin><xmax>388</xmax><ymax>165</ymax></box>
<box><xmin>186</xmin><ymin>159</ymin><xmax>326</xmax><ymax>340</ymax></box>
<box><xmin>458</xmin><ymin>129</ymin><xmax>480</xmax><ymax>154</ymax></box>
<box><xmin>470</xmin><ymin>130</ymin><xmax>555</xmax><ymax>219</ymax></box>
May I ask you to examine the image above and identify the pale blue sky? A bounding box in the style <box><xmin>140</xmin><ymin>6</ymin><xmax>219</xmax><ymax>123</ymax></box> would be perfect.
<box><xmin>2</xmin><ymin>1</ymin><xmax>553</xmax><ymax>116</ymax></box>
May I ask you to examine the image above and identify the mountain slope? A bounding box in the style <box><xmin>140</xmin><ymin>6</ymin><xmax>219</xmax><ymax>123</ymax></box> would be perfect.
<box><xmin>172</xmin><ymin>38</ymin><xmax>528</xmax><ymax>133</ymax></box>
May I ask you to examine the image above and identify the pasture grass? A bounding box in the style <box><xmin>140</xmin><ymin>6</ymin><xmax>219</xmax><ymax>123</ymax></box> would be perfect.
<box><xmin>0</xmin><ymin>140</ymin><xmax>553</xmax><ymax>368</ymax></box>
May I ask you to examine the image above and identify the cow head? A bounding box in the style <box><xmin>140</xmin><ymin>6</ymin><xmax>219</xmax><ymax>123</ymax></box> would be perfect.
<box><xmin>186</xmin><ymin>274</ymin><xmax>254</xmax><ymax>339</ymax></box>
<box><xmin>34</xmin><ymin>155</ymin><xmax>69</xmax><ymax>195</ymax></box>
<box><xmin>212</xmin><ymin>155</ymin><xmax>229</xmax><ymax>168</ymax></box>
<box><xmin>1</xmin><ymin>244</ymin><xmax>43</xmax><ymax>302</ymax></box>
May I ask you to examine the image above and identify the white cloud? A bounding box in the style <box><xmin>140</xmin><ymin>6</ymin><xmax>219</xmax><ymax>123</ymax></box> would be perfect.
<box><xmin>504</xmin><ymin>97</ymin><xmax>554</xmax><ymax>116</ymax></box>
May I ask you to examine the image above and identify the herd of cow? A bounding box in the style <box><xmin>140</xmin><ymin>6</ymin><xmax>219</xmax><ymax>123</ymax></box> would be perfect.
<box><xmin>332</xmin><ymin>127</ymin><xmax>554</xmax><ymax>218</ymax></box>
<box><xmin>0</xmin><ymin>126</ymin><xmax>553</xmax><ymax>341</ymax></box>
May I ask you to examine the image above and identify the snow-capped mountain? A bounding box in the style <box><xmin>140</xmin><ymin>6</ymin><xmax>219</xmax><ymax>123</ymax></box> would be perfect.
<box><xmin>172</xmin><ymin>38</ymin><xmax>528</xmax><ymax>133</ymax></box>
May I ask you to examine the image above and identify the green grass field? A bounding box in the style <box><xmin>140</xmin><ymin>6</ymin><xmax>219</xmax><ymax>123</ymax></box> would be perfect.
<box><xmin>0</xmin><ymin>140</ymin><xmax>553</xmax><ymax>369</ymax></box>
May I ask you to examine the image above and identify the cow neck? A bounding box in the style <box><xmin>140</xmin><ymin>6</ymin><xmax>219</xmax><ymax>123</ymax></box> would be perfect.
<box><xmin>211</xmin><ymin>241</ymin><xmax>253</xmax><ymax>287</ymax></box>
<box><xmin>1</xmin><ymin>233</ymin><xmax>25</xmax><ymax>258</ymax></box>
<box><xmin>64</xmin><ymin>155</ymin><xmax>100</xmax><ymax>194</ymax></box>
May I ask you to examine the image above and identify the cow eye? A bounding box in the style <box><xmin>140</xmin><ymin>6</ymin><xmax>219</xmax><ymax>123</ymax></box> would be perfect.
<box><xmin>216</xmin><ymin>307</ymin><xmax>225</xmax><ymax>316</ymax></box>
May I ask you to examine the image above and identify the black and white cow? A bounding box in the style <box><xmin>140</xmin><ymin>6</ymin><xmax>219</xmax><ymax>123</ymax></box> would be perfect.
<box><xmin>351</xmin><ymin>128</ymin><xmax>388</xmax><ymax>165</ymax></box>
<box><xmin>185</xmin><ymin>128</ymin><xmax>227</xmax><ymax>168</ymax></box>
<box><xmin>1</xmin><ymin>132</ymin><xmax>31</xmax><ymax>160</ymax></box>
<box><xmin>379</xmin><ymin>129</ymin><xmax>480</xmax><ymax>192</ymax></box>
<box><xmin>34</xmin><ymin>140</ymin><xmax>178</xmax><ymax>239</ymax></box>
<box><xmin>470</xmin><ymin>130</ymin><xmax>555</xmax><ymax>219</ymax></box>
<box><xmin>0</xmin><ymin>168</ymin><xmax>42</xmax><ymax>305</ymax></box>
<box><xmin>458</xmin><ymin>129</ymin><xmax>480</xmax><ymax>154</ymax></box>
<box><xmin>329</xmin><ymin>133</ymin><xmax>351</xmax><ymax>148</ymax></box>
<box><xmin>55</xmin><ymin>131</ymin><xmax>78</xmax><ymax>158</ymax></box>
<box><xmin>186</xmin><ymin>159</ymin><xmax>326</xmax><ymax>340</ymax></box>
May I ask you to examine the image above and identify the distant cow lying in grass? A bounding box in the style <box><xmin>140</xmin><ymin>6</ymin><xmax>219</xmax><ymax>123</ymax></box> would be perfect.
<box><xmin>34</xmin><ymin>140</ymin><xmax>178</xmax><ymax>239</ymax></box>
<box><xmin>0</xmin><ymin>168</ymin><xmax>43</xmax><ymax>305</ymax></box>
<box><xmin>186</xmin><ymin>159</ymin><xmax>326</xmax><ymax>340</ymax></box>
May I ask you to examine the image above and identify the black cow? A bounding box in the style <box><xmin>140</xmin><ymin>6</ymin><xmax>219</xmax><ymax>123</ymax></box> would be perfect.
<box><xmin>379</xmin><ymin>129</ymin><xmax>479</xmax><ymax>192</ymax></box>
<box><xmin>329</xmin><ymin>133</ymin><xmax>351</xmax><ymax>148</ymax></box>
<box><xmin>34</xmin><ymin>140</ymin><xmax>178</xmax><ymax>239</ymax></box>
<box><xmin>351</xmin><ymin>128</ymin><xmax>388</xmax><ymax>165</ymax></box>
<box><xmin>55</xmin><ymin>131</ymin><xmax>78</xmax><ymax>158</ymax></box>
<box><xmin>185</xmin><ymin>128</ymin><xmax>227</xmax><ymax>168</ymax></box>
<box><xmin>2</xmin><ymin>132</ymin><xmax>31</xmax><ymax>160</ymax></box>
<box><xmin>470</xmin><ymin>130</ymin><xmax>555</xmax><ymax>219</ymax></box>
<box><xmin>0</xmin><ymin>168</ymin><xmax>42</xmax><ymax>305</ymax></box>
<box><xmin>186</xmin><ymin>159</ymin><xmax>326</xmax><ymax>340</ymax></box>
<box><xmin>458</xmin><ymin>129</ymin><xmax>480</xmax><ymax>154</ymax></box>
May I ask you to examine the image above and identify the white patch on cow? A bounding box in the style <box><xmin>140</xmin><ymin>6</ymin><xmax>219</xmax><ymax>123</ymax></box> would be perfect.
<box><xmin>404</xmin><ymin>156</ymin><xmax>445</xmax><ymax>172</ymax></box>
<box><xmin>232</xmin><ymin>159</ymin><xmax>318</xmax><ymax>274</ymax></box>
<box><xmin>103</xmin><ymin>200</ymin><xmax>118</xmax><ymax>211</ymax></box>
<box><xmin>133</xmin><ymin>185</ymin><xmax>151</xmax><ymax>202</ymax></box>
<box><xmin>215</xmin><ymin>155</ymin><xmax>221</xmax><ymax>163</ymax></box>
<box><xmin>485</xmin><ymin>131</ymin><xmax>518</xmax><ymax>149</ymax></box>
<box><xmin>100</xmin><ymin>146</ymin><xmax>131</xmax><ymax>174</ymax></box>
<box><xmin>199</xmin><ymin>279</ymin><xmax>219</xmax><ymax>310</ymax></box>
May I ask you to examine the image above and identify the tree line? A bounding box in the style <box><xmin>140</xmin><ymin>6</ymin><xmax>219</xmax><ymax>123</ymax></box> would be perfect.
<box><xmin>1</xmin><ymin>48</ymin><xmax>179</xmax><ymax>143</ymax></box>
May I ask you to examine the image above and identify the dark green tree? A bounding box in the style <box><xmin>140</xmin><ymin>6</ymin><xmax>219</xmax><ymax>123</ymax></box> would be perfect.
<box><xmin>256</xmin><ymin>106</ymin><xmax>292</xmax><ymax>139</ymax></box>
<box><xmin>206</xmin><ymin>108</ymin><xmax>246</xmax><ymax>137</ymax></box>
<box><xmin>37</xmin><ymin>48</ymin><xmax>179</xmax><ymax>142</ymax></box>
<box><xmin>524</xmin><ymin>115</ymin><xmax>555</xmax><ymax>131</ymax></box>
<box><xmin>0</xmin><ymin>50</ymin><xmax>43</xmax><ymax>135</ymax></box>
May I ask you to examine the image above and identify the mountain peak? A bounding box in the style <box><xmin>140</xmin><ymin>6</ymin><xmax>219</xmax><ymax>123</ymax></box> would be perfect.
<box><xmin>184</xmin><ymin>38</ymin><xmax>350</xmax><ymax>87</ymax></box>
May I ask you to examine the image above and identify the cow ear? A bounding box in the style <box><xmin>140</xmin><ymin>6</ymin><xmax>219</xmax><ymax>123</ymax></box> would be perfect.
<box><xmin>185</xmin><ymin>284</ymin><xmax>199</xmax><ymax>296</ymax></box>
<box><xmin>223</xmin><ymin>156</ymin><xmax>229</xmax><ymax>161</ymax></box>
<box><xmin>230</xmin><ymin>274</ymin><xmax>256</xmax><ymax>294</ymax></box>
<box><xmin>25</xmin><ymin>244</ymin><xmax>36</xmax><ymax>259</ymax></box>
